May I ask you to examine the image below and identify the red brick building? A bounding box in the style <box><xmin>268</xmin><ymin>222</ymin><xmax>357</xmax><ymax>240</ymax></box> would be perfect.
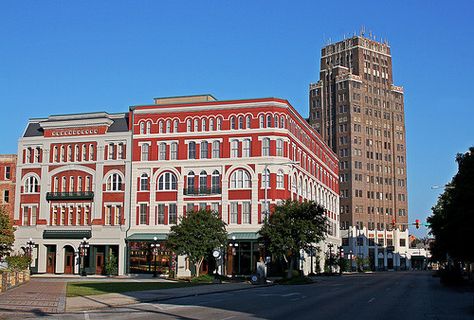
<box><xmin>0</xmin><ymin>154</ymin><xmax>16</xmax><ymax>221</ymax></box>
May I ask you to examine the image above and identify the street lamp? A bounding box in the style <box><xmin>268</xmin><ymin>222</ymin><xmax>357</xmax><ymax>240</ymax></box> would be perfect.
<box><xmin>348</xmin><ymin>250</ymin><xmax>353</xmax><ymax>272</ymax></box>
<box><xmin>327</xmin><ymin>243</ymin><xmax>334</xmax><ymax>274</ymax></box>
<box><xmin>79</xmin><ymin>237</ymin><xmax>89</xmax><ymax>276</ymax></box>
<box><xmin>338</xmin><ymin>246</ymin><xmax>344</xmax><ymax>275</ymax></box>
<box><xmin>26</xmin><ymin>238</ymin><xmax>35</xmax><ymax>274</ymax></box>
<box><xmin>228</xmin><ymin>236</ymin><xmax>239</xmax><ymax>277</ymax></box>
<box><xmin>151</xmin><ymin>236</ymin><xmax>160</xmax><ymax>278</ymax></box>
<box><xmin>262</xmin><ymin>161</ymin><xmax>299</xmax><ymax>222</ymax></box>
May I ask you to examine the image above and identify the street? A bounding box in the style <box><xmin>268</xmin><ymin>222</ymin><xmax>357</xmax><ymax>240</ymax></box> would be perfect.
<box><xmin>17</xmin><ymin>272</ymin><xmax>473</xmax><ymax>320</ymax></box>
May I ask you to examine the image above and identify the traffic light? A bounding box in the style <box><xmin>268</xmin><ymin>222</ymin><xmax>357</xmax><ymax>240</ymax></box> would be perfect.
<box><xmin>415</xmin><ymin>219</ymin><xmax>420</xmax><ymax>229</ymax></box>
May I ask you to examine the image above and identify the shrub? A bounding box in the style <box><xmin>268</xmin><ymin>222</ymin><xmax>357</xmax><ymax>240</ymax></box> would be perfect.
<box><xmin>190</xmin><ymin>274</ymin><xmax>214</xmax><ymax>283</ymax></box>
<box><xmin>105</xmin><ymin>253</ymin><xmax>118</xmax><ymax>276</ymax></box>
<box><xmin>6</xmin><ymin>253</ymin><xmax>31</xmax><ymax>271</ymax></box>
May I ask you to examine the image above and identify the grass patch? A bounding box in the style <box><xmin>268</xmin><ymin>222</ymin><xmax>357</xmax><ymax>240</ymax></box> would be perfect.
<box><xmin>275</xmin><ymin>276</ymin><xmax>314</xmax><ymax>285</ymax></box>
<box><xmin>67</xmin><ymin>281</ymin><xmax>201</xmax><ymax>297</ymax></box>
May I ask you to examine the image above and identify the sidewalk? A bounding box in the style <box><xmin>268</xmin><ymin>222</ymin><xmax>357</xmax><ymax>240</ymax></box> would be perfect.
<box><xmin>66</xmin><ymin>282</ymin><xmax>271</xmax><ymax>312</ymax></box>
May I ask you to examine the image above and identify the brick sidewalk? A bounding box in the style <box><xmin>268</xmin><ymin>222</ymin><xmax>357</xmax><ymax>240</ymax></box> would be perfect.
<box><xmin>0</xmin><ymin>279</ymin><xmax>66</xmax><ymax>318</ymax></box>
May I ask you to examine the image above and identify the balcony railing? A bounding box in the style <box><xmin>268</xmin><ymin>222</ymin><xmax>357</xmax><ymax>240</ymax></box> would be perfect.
<box><xmin>183</xmin><ymin>187</ymin><xmax>221</xmax><ymax>196</ymax></box>
<box><xmin>46</xmin><ymin>192</ymin><xmax>94</xmax><ymax>201</ymax></box>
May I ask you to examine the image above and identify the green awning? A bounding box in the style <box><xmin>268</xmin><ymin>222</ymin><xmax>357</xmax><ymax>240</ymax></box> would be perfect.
<box><xmin>228</xmin><ymin>232</ymin><xmax>260</xmax><ymax>240</ymax></box>
<box><xmin>126</xmin><ymin>233</ymin><xmax>169</xmax><ymax>241</ymax></box>
<box><xmin>43</xmin><ymin>230</ymin><xmax>92</xmax><ymax>239</ymax></box>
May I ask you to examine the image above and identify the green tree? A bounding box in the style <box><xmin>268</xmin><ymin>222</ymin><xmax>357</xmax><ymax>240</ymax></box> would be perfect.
<box><xmin>259</xmin><ymin>200</ymin><xmax>327</xmax><ymax>278</ymax></box>
<box><xmin>428</xmin><ymin>147</ymin><xmax>474</xmax><ymax>264</ymax></box>
<box><xmin>105</xmin><ymin>252</ymin><xmax>118</xmax><ymax>276</ymax></box>
<box><xmin>0</xmin><ymin>207</ymin><xmax>15</xmax><ymax>260</ymax></box>
<box><xmin>167</xmin><ymin>209</ymin><xmax>227</xmax><ymax>277</ymax></box>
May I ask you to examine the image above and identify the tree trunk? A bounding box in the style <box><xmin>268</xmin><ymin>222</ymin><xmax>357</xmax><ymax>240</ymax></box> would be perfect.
<box><xmin>287</xmin><ymin>256</ymin><xmax>294</xmax><ymax>279</ymax></box>
<box><xmin>195</xmin><ymin>257</ymin><xmax>204</xmax><ymax>277</ymax></box>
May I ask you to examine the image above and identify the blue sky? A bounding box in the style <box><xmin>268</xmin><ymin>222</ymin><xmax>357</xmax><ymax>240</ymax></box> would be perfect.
<box><xmin>1</xmin><ymin>1</ymin><xmax>473</xmax><ymax>237</ymax></box>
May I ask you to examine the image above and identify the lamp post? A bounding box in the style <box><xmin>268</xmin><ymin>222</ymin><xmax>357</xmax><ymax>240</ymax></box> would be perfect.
<box><xmin>228</xmin><ymin>235</ymin><xmax>238</xmax><ymax>277</ymax></box>
<box><xmin>79</xmin><ymin>237</ymin><xmax>89</xmax><ymax>276</ymax></box>
<box><xmin>327</xmin><ymin>243</ymin><xmax>334</xmax><ymax>274</ymax></box>
<box><xmin>151</xmin><ymin>236</ymin><xmax>160</xmax><ymax>278</ymax></box>
<box><xmin>262</xmin><ymin>161</ymin><xmax>299</xmax><ymax>222</ymax></box>
<box><xmin>348</xmin><ymin>249</ymin><xmax>353</xmax><ymax>272</ymax></box>
<box><xmin>26</xmin><ymin>238</ymin><xmax>35</xmax><ymax>274</ymax></box>
<box><xmin>338</xmin><ymin>246</ymin><xmax>344</xmax><ymax>275</ymax></box>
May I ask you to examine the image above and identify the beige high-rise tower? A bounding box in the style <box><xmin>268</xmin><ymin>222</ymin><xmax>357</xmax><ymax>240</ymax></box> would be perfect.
<box><xmin>309</xmin><ymin>35</ymin><xmax>409</xmax><ymax>270</ymax></box>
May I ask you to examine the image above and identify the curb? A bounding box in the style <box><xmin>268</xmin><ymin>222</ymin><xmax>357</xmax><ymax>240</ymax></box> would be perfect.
<box><xmin>66</xmin><ymin>283</ymin><xmax>275</xmax><ymax>313</ymax></box>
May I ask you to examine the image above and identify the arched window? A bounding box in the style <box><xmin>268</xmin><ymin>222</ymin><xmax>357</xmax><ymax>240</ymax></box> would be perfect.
<box><xmin>259</xmin><ymin>115</ymin><xmax>264</xmax><ymax>128</ymax></box>
<box><xmin>212</xmin><ymin>141</ymin><xmax>220</xmax><ymax>158</ymax></box>
<box><xmin>159</xmin><ymin>121</ymin><xmax>164</xmax><ymax>133</ymax></box>
<box><xmin>67</xmin><ymin>145</ymin><xmax>72</xmax><ymax>162</ymax></box>
<box><xmin>187</xmin><ymin>171</ymin><xmax>195</xmax><ymax>193</ymax></box>
<box><xmin>274</xmin><ymin>115</ymin><xmax>279</xmax><ymax>128</ymax></box>
<box><xmin>209</xmin><ymin>118</ymin><xmax>214</xmax><ymax>131</ymax></box>
<box><xmin>157</xmin><ymin>172</ymin><xmax>177</xmax><ymax>191</ymax></box>
<box><xmin>61</xmin><ymin>176</ymin><xmax>67</xmax><ymax>192</ymax></box>
<box><xmin>211</xmin><ymin>170</ymin><xmax>220</xmax><ymax>193</ymax></box>
<box><xmin>24</xmin><ymin>176</ymin><xmax>39</xmax><ymax>193</ymax></box>
<box><xmin>107</xmin><ymin>173</ymin><xmax>122</xmax><ymax>191</ymax></box>
<box><xmin>266</xmin><ymin>114</ymin><xmax>272</xmax><ymax>128</ymax></box>
<box><xmin>146</xmin><ymin>121</ymin><xmax>151</xmax><ymax>134</ymax></box>
<box><xmin>188</xmin><ymin>141</ymin><xmax>196</xmax><ymax>159</ymax></box>
<box><xmin>53</xmin><ymin>146</ymin><xmax>59</xmax><ymax>162</ymax></box>
<box><xmin>263</xmin><ymin>168</ymin><xmax>270</xmax><ymax>188</ymax></box>
<box><xmin>173</xmin><ymin>120</ymin><xmax>179</xmax><ymax>132</ymax></box>
<box><xmin>60</xmin><ymin>146</ymin><xmax>65</xmax><ymax>162</ymax></box>
<box><xmin>262</xmin><ymin>138</ymin><xmax>270</xmax><ymax>156</ymax></box>
<box><xmin>199</xmin><ymin>170</ymin><xmax>207</xmax><ymax>192</ymax></box>
<box><xmin>141</xmin><ymin>143</ymin><xmax>149</xmax><ymax>161</ymax></box>
<box><xmin>202</xmin><ymin>118</ymin><xmax>206</xmax><ymax>131</ymax></box>
<box><xmin>230</xmin><ymin>169</ymin><xmax>251</xmax><ymax>189</ymax></box>
<box><xmin>82</xmin><ymin>144</ymin><xmax>87</xmax><ymax>161</ymax></box>
<box><xmin>69</xmin><ymin>176</ymin><xmax>74</xmax><ymax>192</ymax></box>
<box><xmin>75</xmin><ymin>145</ymin><xmax>80</xmax><ymax>162</ymax></box>
<box><xmin>194</xmin><ymin>119</ymin><xmax>199</xmax><ymax>132</ymax></box>
<box><xmin>187</xmin><ymin>119</ymin><xmax>192</xmax><ymax>132</ymax></box>
<box><xmin>230</xmin><ymin>116</ymin><xmax>236</xmax><ymax>130</ymax></box>
<box><xmin>140</xmin><ymin>173</ymin><xmax>149</xmax><ymax>191</ymax></box>
<box><xmin>246</xmin><ymin>115</ymin><xmax>251</xmax><ymax>129</ymax></box>
<box><xmin>280</xmin><ymin>117</ymin><xmax>285</xmax><ymax>128</ymax></box>
<box><xmin>298</xmin><ymin>178</ymin><xmax>303</xmax><ymax>196</ymax></box>
<box><xmin>277</xmin><ymin>170</ymin><xmax>284</xmax><ymax>189</ymax></box>
<box><xmin>292</xmin><ymin>173</ymin><xmax>297</xmax><ymax>193</ymax></box>
<box><xmin>217</xmin><ymin>117</ymin><xmax>222</xmax><ymax>130</ymax></box>
<box><xmin>242</xmin><ymin>139</ymin><xmax>251</xmax><ymax>157</ymax></box>
<box><xmin>54</xmin><ymin>177</ymin><xmax>59</xmax><ymax>192</ymax></box>
<box><xmin>139</xmin><ymin>122</ymin><xmax>145</xmax><ymax>134</ymax></box>
<box><xmin>89</xmin><ymin>144</ymin><xmax>95</xmax><ymax>160</ymax></box>
<box><xmin>166</xmin><ymin>120</ymin><xmax>171</xmax><ymax>133</ymax></box>
<box><xmin>238</xmin><ymin>116</ymin><xmax>243</xmax><ymax>129</ymax></box>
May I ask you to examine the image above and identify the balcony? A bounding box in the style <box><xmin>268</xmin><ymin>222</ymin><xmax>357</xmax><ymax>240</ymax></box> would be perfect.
<box><xmin>46</xmin><ymin>192</ymin><xmax>94</xmax><ymax>201</ymax></box>
<box><xmin>183</xmin><ymin>187</ymin><xmax>221</xmax><ymax>196</ymax></box>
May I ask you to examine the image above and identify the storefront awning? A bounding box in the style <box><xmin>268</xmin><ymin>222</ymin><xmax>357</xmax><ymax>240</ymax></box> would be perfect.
<box><xmin>228</xmin><ymin>232</ymin><xmax>260</xmax><ymax>240</ymax></box>
<box><xmin>126</xmin><ymin>233</ymin><xmax>169</xmax><ymax>241</ymax></box>
<box><xmin>43</xmin><ymin>230</ymin><xmax>92</xmax><ymax>239</ymax></box>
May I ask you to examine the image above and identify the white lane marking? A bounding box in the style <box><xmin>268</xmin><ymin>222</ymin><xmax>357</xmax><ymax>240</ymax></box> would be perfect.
<box><xmin>219</xmin><ymin>317</ymin><xmax>236</xmax><ymax>320</ymax></box>
<box><xmin>282</xmin><ymin>293</ymin><xmax>300</xmax><ymax>297</ymax></box>
<box><xmin>83</xmin><ymin>312</ymin><xmax>90</xmax><ymax>320</ymax></box>
<box><xmin>368</xmin><ymin>297</ymin><xmax>375</xmax><ymax>303</ymax></box>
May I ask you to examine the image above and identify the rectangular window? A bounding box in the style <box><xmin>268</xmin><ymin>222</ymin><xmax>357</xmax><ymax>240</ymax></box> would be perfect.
<box><xmin>23</xmin><ymin>208</ymin><xmax>29</xmax><ymax>226</ymax></box>
<box><xmin>199</xmin><ymin>202</ymin><xmax>207</xmax><ymax>211</ymax></box>
<box><xmin>5</xmin><ymin>166</ymin><xmax>11</xmax><ymax>179</ymax></box>
<box><xmin>242</xmin><ymin>202</ymin><xmax>251</xmax><ymax>224</ymax></box>
<box><xmin>108</xmin><ymin>144</ymin><xmax>115</xmax><ymax>160</ymax></box>
<box><xmin>169</xmin><ymin>204</ymin><xmax>177</xmax><ymax>224</ymax></box>
<box><xmin>118</xmin><ymin>143</ymin><xmax>124</xmax><ymax>159</ymax></box>
<box><xmin>85</xmin><ymin>206</ymin><xmax>90</xmax><ymax>225</ymax></box>
<box><xmin>69</xmin><ymin>206</ymin><xmax>74</xmax><ymax>225</ymax></box>
<box><xmin>186</xmin><ymin>203</ymin><xmax>194</xmax><ymax>213</ymax></box>
<box><xmin>230</xmin><ymin>202</ymin><xmax>238</xmax><ymax>224</ymax></box>
<box><xmin>170</xmin><ymin>143</ymin><xmax>178</xmax><ymax>160</ymax></box>
<box><xmin>157</xmin><ymin>204</ymin><xmax>165</xmax><ymax>224</ymax></box>
<box><xmin>31</xmin><ymin>206</ymin><xmax>37</xmax><ymax>225</ymax></box>
<box><xmin>276</xmin><ymin>139</ymin><xmax>283</xmax><ymax>156</ymax></box>
<box><xmin>188</xmin><ymin>142</ymin><xmax>196</xmax><ymax>159</ymax></box>
<box><xmin>262</xmin><ymin>138</ymin><xmax>270</xmax><ymax>156</ymax></box>
<box><xmin>212</xmin><ymin>141</ymin><xmax>220</xmax><ymax>158</ymax></box>
<box><xmin>106</xmin><ymin>205</ymin><xmax>112</xmax><ymax>225</ymax></box>
<box><xmin>159</xmin><ymin>143</ymin><xmax>166</xmax><ymax>160</ymax></box>
<box><xmin>3</xmin><ymin>190</ymin><xmax>9</xmax><ymax>203</ymax></box>
<box><xmin>242</xmin><ymin>139</ymin><xmax>251</xmax><ymax>157</ymax></box>
<box><xmin>231</xmin><ymin>140</ymin><xmax>239</xmax><ymax>158</ymax></box>
<box><xmin>201</xmin><ymin>142</ymin><xmax>208</xmax><ymax>159</ymax></box>
<box><xmin>139</xmin><ymin>204</ymin><xmax>147</xmax><ymax>225</ymax></box>
<box><xmin>211</xmin><ymin>202</ymin><xmax>219</xmax><ymax>214</ymax></box>
<box><xmin>77</xmin><ymin>206</ymin><xmax>82</xmax><ymax>225</ymax></box>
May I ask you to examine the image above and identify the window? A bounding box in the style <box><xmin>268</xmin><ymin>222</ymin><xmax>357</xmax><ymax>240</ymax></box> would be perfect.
<box><xmin>277</xmin><ymin>170</ymin><xmax>284</xmax><ymax>188</ymax></box>
<box><xmin>159</xmin><ymin>143</ymin><xmax>166</xmax><ymax>160</ymax></box>
<box><xmin>54</xmin><ymin>146</ymin><xmax>59</xmax><ymax>162</ymax></box>
<box><xmin>211</xmin><ymin>170</ymin><xmax>220</xmax><ymax>193</ymax></box>
<box><xmin>89</xmin><ymin>144</ymin><xmax>95</xmax><ymax>160</ymax></box>
<box><xmin>211</xmin><ymin>202</ymin><xmax>219</xmax><ymax>213</ymax></box>
<box><xmin>246</xmin><ymin>115</ymin><xmax>251</xmax><ymax>128</ymax></box>
<box><xmin>187</xmin><ymin>171</ymin><xmax>195</xmax><ymax>193</ymax></box>
<box><xmin>230</xmin><ymin>116</ymin><xmax>236</xmax><ymax>130</ymax></box>
<box><xmin>82</xmin><ymin>144</ymin><xmax>87</xmax><ymax>161</ymax></box>
<box><xmin>169</xmin><ymin>204</ymin><xmax>177</xmax><ymax>224</ymax></box>
<box><xmin>209</xmin><ymin>118</ymin><xmax>214</xmax><ymax>131</ymax></box>
<box><xmin>242</xmin><ymin>202</ymin><xmax>251</xmax><ymax>224</ymax></box>
<box><xmin>187</xmin><ymin>119</ymin><xmax>192</xmax><ymax>132</ymax></box>
<box><xmin>217</xmin><ymin>117</ymin><xmax>222</xmax><ymax>130</ymax></box>
<box><xmin>266</xmin><ymin>115</ymin><xmax>272</xmax><ymax>128</ymax></box>
<box><xmin>202</xmin><ymin>118</ymin><xmax>206</xmax><ymax>131</ymax></box>
<box><xmin>118</xmin><ymin>143</ymin><xmax>124</xmax><ymax>159</ymax></box>
<box><xmin>262</xmin><ymin>169</ymin><xmax>270</xmax><ymax>188</ymax></box>
<box><xmin>199</xmin><ymin>170</ymin><xmax>207</xmax><ymax>192</ymax></box>
<box><xmin>140</xmin><ymin>173</ymin><xmax>149</xmax><ymax>191</ymax></box>
<box><xmin>158</xmin><ymin>172</ymin><xmax>177</xmax><ymax>191</ymax></box>
<box><xmin>230</xmin><ymin>202</ymin><xmax>238</xmax><ymax>224</ymax></box>
<box><xmin>105</xmin><ymin>205</ymin><xmax>112</xmax><ymax>225</ymax></box>
<box><xmin>3</xmin><ymin>190</ymin><xmax>9</xmax><ymax>203</ymax></box>
<box><xmin>85</xmin><ymin>176</ymin><xmax>91</xmax><ymax>192</ymax></box>
<box><xmin>24</xmin><ymin>176</ymin><xmax>39</xmax><ymax>193</ymax></box>
<box><xmin>259</xmin><ymin>115</ymin><xmax>264</xmax><ymax>128</ymax></box>
<box><xmin>274</xmin><ymin>115</ymin><xmax>279</xmax><ymax>128</ymax></box>
<box><xmin>35</xmin><ymin>147</ymin><xmax>41</xmax><ymax>163</ymax></box>
<box><xmin>238</xmin><ymin>116</ymin><xmax>243</xmax><ymax>129</ymax></box>
<box><xmin>188</xmin><ymin>141</ymin><xmax>196</xmax><ymax>159</ymax></box>
<box><xmin>60</xmin><ymin>146</ymin><xmax>65</xmax><ymax>162</ymax></box>
<box><xmin>199</xmin><ymin>202</ymin><xmax>206</xmax><ymax>211</ymax></box>
<box><xmin>280</xmin><ymin>117</ymin><xmax>285</xmax><ymax>128</ymax></box>
<box><xmin>141</xmin><ymin>143</ymin><xmax>149</xmax><ymax>161</ymax></box>
<box><xmin>276</xmin><ymin>139</ymin><xmax>283</xmax><ymax>156</ymax></box>
<box><xmin>212</xmin><ymin>141</ymin><xmax>220</xmax><ymax>158</ymax></box>
<box><xmin>262</xmin><ymin>138</ymin><xmax>270</xmax><ymax>156</ymax></box>
<box><xmin>166</xmin><ymin>120</ymin><xmax>171</xmax><ymax>133</ymax></box>
<box><xmin>107</xmin><ymin>173</ymin><xmax>122</xmax><ymax>191</ymax></box>
<box><xmin>146</xmin><ymin>121</ymin><xmax>151</xmax><ymax>134</ymax></box>
<box><xmin>230</xmin><ymin>140</ymin><xmax>239</xmax><ymax>158</ymax></box>
<box><xmin>157</xmin><ymin>204</ymin><xmax>165</xmax><ymax>224</ymax></box>
<box><xmin>23</xmin><ymin>207</ymin><xmax>29</xmax><ymax>225</ymax></box>
<box><xmin>139</xmin><ymin>204</ymin><xmax>147</xmax><ymax>225</ymax></box>
<box><xmin>5</xmin><ymin>166</ymin><xmax>11</xmax><ymax>179</ymax></box>
<box><xmin>242</xmin><ymin>139</ymin><xmax>251</xmax><ymax>157</ymax></box>
<box><xmin>230</xmin><ymin>169</ymin><xmax>251</xmax><ymax>189</ymax></box>
<box><xmin>170</xmin><ymin>142</ymin><xmax>178</xmax><ymax>160</ymax></box>
<box><xmin>173</xmin><ymin>120</ymin><xmax>179</xmax><ymax>132</ymax></box>
<box><xmin>77</xmin><ymin>177</ymin><xmax>82</xmax><ymax>192</ymax></box>
<box><xmin>31</xmin><ymin>206</ymin><xmax>37</xmax><ymax>225</ymax></box>
<box><xmin>201</xmin><ymin>141</ymin><xmax>208</xmax><ymax>159</ymax></box>
<box><xmin>186</xmin><ymin>202</ymin><xmax>194</xmax><ymax>213</ymax></box>
<box><xmin>194</xmin><ymin>119</ymin><xmax>199</xmax><ymax>132</ymax></box>
<box><xmin>69</xmin><ymin>176</ymin><xmax>74</xmax><ymax>192</ymax></box>
<box><xmin>140</xmin><ymin>122</ymin><xmax>145</xmax><ymax>134</ymax></box>
<box><xmin>108</xmin><ymin>143</ymin><xmax>115</xmax><ymax>160</ymax></box>
<box><xmin>73</xmin><ymin>145</ymin><xmax>79</xmax><ymax>161</ymax></box>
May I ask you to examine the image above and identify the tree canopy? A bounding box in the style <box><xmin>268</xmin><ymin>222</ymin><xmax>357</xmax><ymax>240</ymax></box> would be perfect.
<box><xmin>427</xmin><ymin>147</ymin><xmax>474</xmax><ymax>263</ymax></box>
<box><xmin>259</xmin><ymin>200</ymin><xmax>327</xmax><ymax>278</ymax></box>
<box><xmin>0</xmin><ymin>207</ymin><xmax>15</xmax><ymax>260</ymax></box>
<box><xmin>167</xmin><ymin>209</ymin><xmax>227</xmax><ymax>277</ymax></box>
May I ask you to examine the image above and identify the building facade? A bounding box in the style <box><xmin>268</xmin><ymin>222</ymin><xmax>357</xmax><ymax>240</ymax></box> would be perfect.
<box><xmin>13</xmin><ymin>95</ymin><xmax>340</xmax><ymax>276</ymax></box>
<box><xmin>0</xmin><ymin>154</ymin><xmax>16</xmax><ymax>220</ymax></box>
<box><xmin>13</xmin><ymin>113</ymin><xmax>131</xmax><ymax>275</ymax></box>
<box><xmin>308</xmin><ymin>35</ymin><xmax>409</xmax><ymax>270</ymax></box>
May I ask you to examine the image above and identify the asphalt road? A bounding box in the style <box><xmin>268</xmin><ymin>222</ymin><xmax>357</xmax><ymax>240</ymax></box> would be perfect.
<box><xmin>25</xmin><ymin>272</ymin><xmax>474</xmax><ymax>320</ymax></box>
